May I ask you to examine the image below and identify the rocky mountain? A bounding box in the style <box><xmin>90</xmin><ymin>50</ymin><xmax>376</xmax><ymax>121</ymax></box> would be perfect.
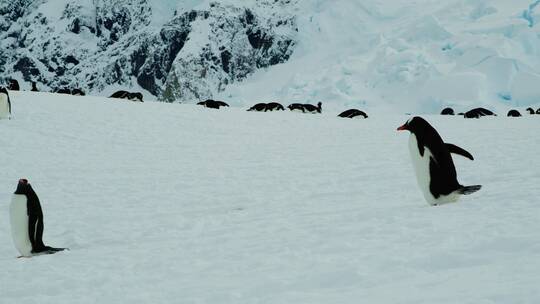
<box><xmin>0</xmin><ymin>0</ymin><xmax>298</xmax><ymax>102</ymax></box>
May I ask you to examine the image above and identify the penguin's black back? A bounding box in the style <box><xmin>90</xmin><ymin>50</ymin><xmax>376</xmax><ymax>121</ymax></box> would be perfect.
<box><xmin>288</xmin><ymin>103</ymin><xmax>305</xmax><ymax>112</ymax></box>
<box><xmin>56</xmin><ymin>88</ymin><xmax>71</xmax><ymax>94</ymax></box>
<box><xmin>248</xmin><ymin>103</ymin><xmax>267</xmax><ymax>111</ymax></box>
<box><xmin>440</xmin><ymin>107</ymin><xmax>455</xmax><ymax>115</ymax></box>
<box><xmin>266</xmin><ymin>102</ymin><xmax>285</xmax><ymax>111</ymax></box>
<box><xmin>110</xmin><ymin>90</ymin><xmax>130</xmax><ymax>99</ymax></box>
<box><xmin>338</xmin><ymin>109</ymin><xmax>368</xmax><ymax>118</ymax></box>
<box><xmin>507</xmin><ymin>109</ymin><xmax>521</xmax><ymax>117</ymax></box>
<box><xmin>464</xmin><ymin>108</ymin><xmax>495</xmax><ymax>119</ymax></box>
<box><xmin>216</xmin><ymin>100</ymin><xmax>229</xmax><ymax>107</ymax></box>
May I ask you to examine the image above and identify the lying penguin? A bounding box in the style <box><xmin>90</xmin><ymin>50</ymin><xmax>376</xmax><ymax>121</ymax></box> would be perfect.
<box><xmin>397</xmin><ymin>117</ymin><xmax>481</xmax><ymax>206</ymax></box>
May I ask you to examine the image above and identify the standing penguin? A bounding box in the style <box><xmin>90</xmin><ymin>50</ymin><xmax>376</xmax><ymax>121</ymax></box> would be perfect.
<box><xmin>0</xmin><ymin>87</ymin><xmax>11</xmax><ymax>119</ymax></box>
<box><xmin>10</xmin><ymin>179</ymin><xmax>65</xmax><ymax>257</ymax></box>
<box><xmin>397</xmin><ymin>117</ymin><xmax>481</xmax><ymax>205</ymax></box>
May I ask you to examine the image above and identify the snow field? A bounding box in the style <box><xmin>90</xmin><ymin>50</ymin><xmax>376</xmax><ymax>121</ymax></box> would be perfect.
<box><xmin>0</xmin><ymin>92</ymin><xmax>539</xmax><ymax>303</ymax></box>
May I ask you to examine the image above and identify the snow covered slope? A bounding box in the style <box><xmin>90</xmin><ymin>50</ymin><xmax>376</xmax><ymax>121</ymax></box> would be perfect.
<box><xmin>221</xmin><ymin>0</ymin><xmax>540</xmax><ymax>113</ymax></box>
<box><xmin>0</xmin><ymin>92</ymin><xmax>539</xmax><ymax>303</ymax></box>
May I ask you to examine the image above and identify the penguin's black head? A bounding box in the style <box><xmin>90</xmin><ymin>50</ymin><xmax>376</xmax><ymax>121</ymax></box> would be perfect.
<box><xmin>14</xmin><ymin>178</ymin><xmax>32</xmax><ymax>194</ymax></box>
<box><xmin>397</xmin><ymin>116</ymin><xmax>431</xmax><ymax>134</ymax></box>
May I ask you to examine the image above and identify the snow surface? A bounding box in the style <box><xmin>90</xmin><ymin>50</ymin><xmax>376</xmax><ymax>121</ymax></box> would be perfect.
<box><xmin>0</xmin><ymin>92</ymin><xmax>539</xmax><ymax>303</ymax></box>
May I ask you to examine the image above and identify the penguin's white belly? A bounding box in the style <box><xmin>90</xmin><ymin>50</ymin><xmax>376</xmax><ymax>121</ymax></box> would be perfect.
<box><xmin>0</xmin><ymin>93</ymin><xmax>9</xmax><ymax>119</ymax></box>
<box><xmin>10</xmin><ymin>194</ymin><xmax>33</xmax><ymax>257</ymax></box>
<box><xmin>408</xmin><ymin>135</ymin><xmax>460</xmax><ymax>206</ymax></box>
<box><xmin>408</xmin><ymin>135</ymin><xmax>437</xmax><ymax>204</ymax></box>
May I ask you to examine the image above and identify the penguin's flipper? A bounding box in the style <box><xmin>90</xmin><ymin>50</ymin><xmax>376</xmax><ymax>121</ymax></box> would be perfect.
<box><xmin>446</xmin><ymin>143</ymin><xmax>474</xmax><ymax>160</ymax></box>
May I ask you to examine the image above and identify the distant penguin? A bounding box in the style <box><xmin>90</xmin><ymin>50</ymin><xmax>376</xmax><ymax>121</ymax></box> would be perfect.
<box><xmin>338</xmin><ymin>109</ymin><xmax>368</xmax><ymax>118</ymax></box>
<box><xmin>71</xmin><ymin>88</ymin><xmax>85</xmax><ymax>96</ymax></box>
<box><xmin>464</xmin><ymin>108</ymin><xmax>496</xmax><ymax>119</ymax></box>
<box><xmin>247</xmin><ymin>103</ymin><xmax>267</xmax><ymax>112</ymax></box>
<box><xmin>56</xmin><ymin>88</ymin><xmax>71</xmax><ymax>94</ymax></box>
<box><xmin>110</xmin><ymin>90</ymin><xmax>130</xmax><ymax>99</ymax></box>
<box><xmin>0</xmin><ymin>87</ymin><xmax>11</xmax><ymax>119</ymax></box>
<box><xmin>197</xmin><ymin>99</ymin><xmax>229</xmax><ymax>109</ymax></box>
<box><xmin>303</xmin><ymin>102</ymin><xmax>322</xmax><ymax>114</ymax></box>
<box><xmin>128</xmin><ymin>92</ymin><xmax>143</xmax><ymax>102</ymax></box>
<box><xmin>266</xmin><ymin>102</ymin><xmax>285</xmax><ymax>111</ymax></box>
<box><xmin>537</xmin><ymin>108</ymin><xmax>540</xmax><ymax>114</ymax></box>
<box><xmin>215</xmin><ymin>100</ymin><xmax>229</xmax><ymax>108</ymax></box>
<box><xmin>31</xmin><ymin>82</ymin><xmax>39</xmax><ymax>92</ymax></box>
<box><xmin>288</xmin><ymin>103</ymin><xmax>305</xmax><ymax>112</ymax></box>
<box><xmin>526</xmin><ymin>108</ymin><xmax>535</xmax><ymax>115</ymax></box>
<box><xmin>507</xmin><ymin>109</ymin><xmax>521</xmax><ymax>117</ymax></box>
<box><xmin>397</xmin><ymin>117</ymin><xmax>481</xmax><ymax>206</ymax></box>
<box><xmin>9</xmin><ymin>79</ymin><xmax>20</xmax><ymax>91</ymax></box>
<box><xmin>10</xmin><ymin>179</ymin><xmax>66</xmax><ymax>257</ymax></box>
<box><xmin>440</xmin><ymin>107</ymin><xmax>455</xmax><ymax>115</ymax></box>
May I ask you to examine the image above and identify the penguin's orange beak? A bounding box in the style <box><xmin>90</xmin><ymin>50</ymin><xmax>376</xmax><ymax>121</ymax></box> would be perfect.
<box><xmin>397</xmin><ymin>124</ymin><xmax>408</xmax><ymax>131</ymax></box>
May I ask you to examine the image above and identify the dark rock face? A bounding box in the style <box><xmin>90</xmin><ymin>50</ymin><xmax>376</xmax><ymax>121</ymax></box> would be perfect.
<box><xmin>0</xmin><ymin>1</ymin><xmax>297</xmax><ymax>102</ymax></box>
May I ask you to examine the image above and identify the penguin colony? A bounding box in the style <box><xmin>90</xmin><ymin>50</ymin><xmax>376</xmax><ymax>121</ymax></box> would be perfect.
<box><xmin>2</xmin><ymin>78</ymin><xmax>540</xmax><ymax>257</ymax></box>
<box><xmin>3</xmin><ymin>78</ymin><xmax>538</xmax><ymax>117</ymax></box>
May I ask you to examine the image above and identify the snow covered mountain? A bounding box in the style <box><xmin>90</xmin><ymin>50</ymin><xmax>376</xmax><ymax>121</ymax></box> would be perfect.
<box><xmin>0</xmin><ymin>0</ymin><xmax>297</xmax><ymax>102</ymax></box>
<box><xmin>2</xmin><ymin>0</ymin><xmax>540</xmax><ymax>112</ymax></box>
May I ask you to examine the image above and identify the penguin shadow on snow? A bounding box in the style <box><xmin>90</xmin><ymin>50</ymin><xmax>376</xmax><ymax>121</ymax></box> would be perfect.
<box><xmin>397</xmin><ymin>117</ymin><xmax>482</xmax><ymax>206</ymax></box>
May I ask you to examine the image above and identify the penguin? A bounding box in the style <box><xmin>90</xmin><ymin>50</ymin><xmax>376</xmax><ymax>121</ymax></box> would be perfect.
<box><xmin>303</xmin><ymin>102</ymin><xmax>322</xmax><ymax>114</ymax></box>
<box><xmin>397</xmin><ymin>116</ymin><xmax>481</xmax><ymax>206</ymax></box>
<box><xmin>287</xmin><ymin>103</ymin><xmax>305</xmax><ymax>112</ymax></box>
<box><xmin>31</xmin><ymin>82</ymin><xmax>39</xmax><ymax>92</ymax></box>
<box><xmin>440</xmin><ymin>107</ymin><xmax>455</xmax><ymax>115</ymax></box>
<box><xmin>266</xmin><ymin>102</ymin><xmax>285</xmax><ymax>111</ymax></box>
<box><xmin>247</xmin><ymin>103</ymin><xmax>267</xmax><ymax>112</ymax></box>
<box><xmin>526</xmin><ymin>108</ymin><xmax>535</xmax><ymax>115</ymax></box>
<box><xmin>56</xmin><ymin>88</ymin><xmax>71</xmax><ymax>94</ymax></box>
<box><xmin>507</xmin><ymin>109</ymin><xmax>521</xmax><ymax>117</ymax></box>
<box><xmin>197</xmin><ymin>99</ymin><xmax>229</xmax><ymax>109</ymax></box>
<box><xmin>71</xmin><ymin>88</ymin><xmax>85</xmax><ymax>96</ymax></box>
<box><xmin>215</xmin><ymin>100</ymin><xmax>229</xmax><ymax>108</ymax></box>
<box><xmin>463</xmin><ymin>108</ymin><xmax>496</xmax><ymax>119</ymax></box>
<box><xmin>9</xmin><ymin>79</ymin><xmax>20</xmax><ymax>91</ymax></box>
<box><xmin>338</xmin><ymin>109</ymin><xmax>368</xmax><ymax>118</ymax></box>
<box><xmin>0</xmin><ymin>87</ymin><xmax>11</xmax><ymax>119</ymax></box>
<box><xmin>537</xmin><ymin>108</ymin><xmax>540</xmax><ymax>114</ymax></box>
<box><xmin>110</xmin><ymin>90</ymin><xmax>130</xmax><ymax>99</ymax></box>
<box><xmin>128</xmin><ymin>92</ymin><xmax>143</xmax><ymax>102</ymax></box>
<box><xmin>10</xmin><ymin>179</ymin><xmax>66</xmax><ymax>257</ymax></box>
